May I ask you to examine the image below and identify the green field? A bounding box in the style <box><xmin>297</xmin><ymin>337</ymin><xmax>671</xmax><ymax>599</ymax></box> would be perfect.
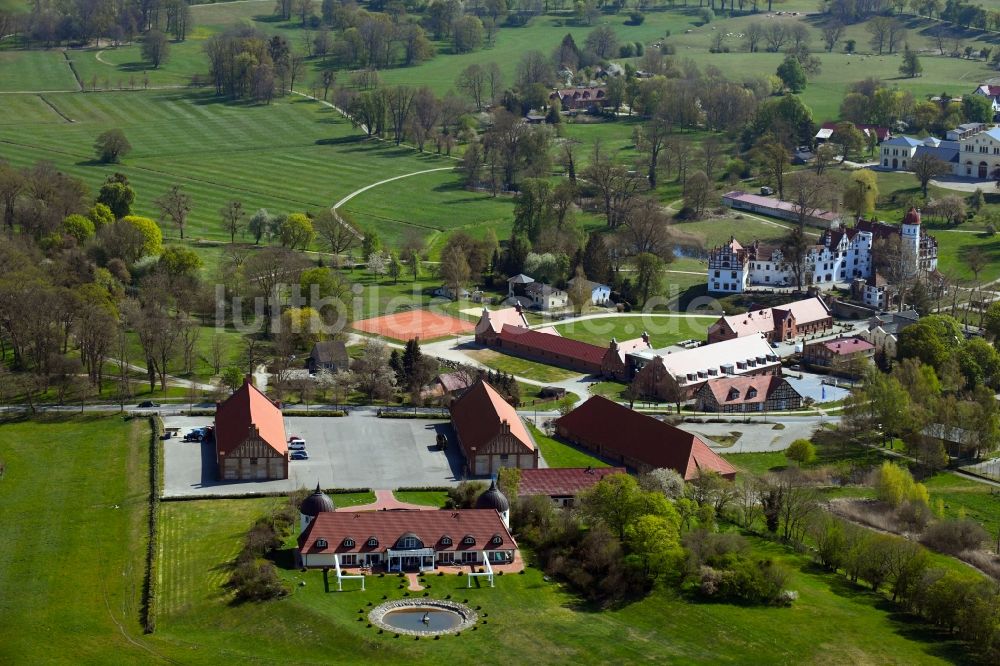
<box><xmin>0</xmin><ymin>89</ymin><xmax>511</xmax><ymax>248</ymax></box>
<box><xmin>392</xmin><ymin>489</ymin><xmax>450</xmax><ymax>507</ymax></box>
<box><xmin>529</xmin><ymin>422</ymin><xmax>609</xmax><ymax>468</ymax></box>
<box><xmin>554</xmin><ymin>314</ymin><xmax>715</xmax><ymax>347</ymax></box>
<box><xmin>0</xmin><ymin>50</ymin><xmax>79</xmax><ymax>91</ymax></box>
<box><xmin>467</xmin><ymin>348</ymin><xmax>582</xmax><ymax>383</ymax></box>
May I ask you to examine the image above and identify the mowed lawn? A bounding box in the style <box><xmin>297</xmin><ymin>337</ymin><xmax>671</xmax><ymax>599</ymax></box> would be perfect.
<box><xmin>148</xmin><ymin>496</ymin><xmax>972</xmax><ymax>664</ymax></box>
<box><xmin>0</xmin><ymin>89</ymin><xmax>513</xmax><ymax>247</ymax></box>
<box><xmin>554</xmin><ymin>314</ymin><xmax>715</xmax><ymax>347</ymax></box>
<box><xmin>0</xmin><ymin>50</ymin><xmax>79</xmax><ymax>91</ymax></box>
<box><xmin>0</xmin><ymin>414</ymin><xmax>152</xmax><ymax>662</ymax></box>
<box><xmin>466</xmin><ymin>348</ymin><xmax>582</xmax><ymax>383</ymax></box>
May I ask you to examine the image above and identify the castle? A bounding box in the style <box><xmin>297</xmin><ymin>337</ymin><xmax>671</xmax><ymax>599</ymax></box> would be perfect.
<box><xmin>707</xmin><ymin>207</ymin><xmax>937</xmax><ymax>309</ymax></box>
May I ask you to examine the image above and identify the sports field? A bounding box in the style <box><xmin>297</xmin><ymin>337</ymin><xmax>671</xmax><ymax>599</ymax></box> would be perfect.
<box><xmin>352</xmin><ymin>309</ymin><xmax>475</xmax><ymax>341</ymax></box>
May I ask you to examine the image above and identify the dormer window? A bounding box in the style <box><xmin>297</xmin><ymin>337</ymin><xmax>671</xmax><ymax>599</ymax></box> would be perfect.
<box><xmin>491</xmin><ymin>535</ymin><xmax>503</xmax><ymax>545</ymax></box>
<box><xmin>441</xmin><ymin>536</ymin><xmax>452</xmax><ymax>546</ymax></box>
<box><xmin>315</xmin><ymin>538</ymin><xmax>328</xmax><ymax>548</ymax></box>
<box><xmin>367</xmin><ymin>537</ymin><xmax>378</xmax><ymax>547</ymax></box>
<box><xmin>727</xmin><ymin>388</ymin><xmax>740</xmax><ymax>401</ymax></box>
<box><xmin>747</xmin><ymin>388</ymin><xmax>758</xmax><ymax>399</ymax></box>
<box><xmin>343</xmin><ymin>538</ymin><xmax>355</xmax><ymax>547</ymax></box>
<box><xmin>462</xmin><ymin>535</ymin><xmax>476</xmax><ymax>545</ymax></box>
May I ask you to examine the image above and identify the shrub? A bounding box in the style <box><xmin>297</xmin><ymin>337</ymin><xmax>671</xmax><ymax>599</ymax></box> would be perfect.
<box><xmin>619</xmin><ymin>44</ymin><xmax>636</xmax><ymax>58</ymax></box>
<box><xmin>921</xmin><ymin>519</ymin><xmax>988</xmax><ymax>554</ymax></box>
<box><xmin>229</xmin><ymin>557</ymin><xmax>288</xmax><ymax>602</ymax></box>
<box><xmin>628</xmin><ymin>12</ymin><xmax>645</xmax><ymax>25</ymax></box>
<box><xmin>785</xmin><ymin>439</ymin><xmax>816</xmax><ymax>465</ymax></box>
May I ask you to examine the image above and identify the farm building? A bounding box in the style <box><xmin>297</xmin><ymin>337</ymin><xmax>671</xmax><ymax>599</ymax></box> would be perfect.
<box><xmin>214</xmin><ymin>378</ymin><xmax>288</xmax><ymax>481</ymax></box>
<box><xmin>706</xmin><ymin>297</ymin><xmax>833</xmax><ymax>344</ymax></box>
<box><xmin>721</xmin><ymin>191</ymin><xmax>842</xmax><ymax>227</ymax></box>
<box><xmin>554</xmin><ymin>396</ymin><xmax>736</xmax><ymax>480</ymax></box>
<box><xmin>801</xmin><ymin>336</ymin><xmax>875</xmax><ymax>377</ymax></box>
<box><xmin>518</xmin><ymin>466</ymin><xmax>627</xmax><ymax>507</ymax></box>
<box><xmin>306</xmin><ymin>340</ymin><xmax>349</xmax><ymax>374</ymax></box>
<box><xmin>474</xmin><ymin>306</ymin><xmax>530</xmax><ymax>345</ymax></box>
<box><xmin>694</xmin><ymin>376</ymin><xmax>803</xmax><ymax>413</ymax></box>
<box><xmin>450</xmin><ymin>380</ymin><xmax>539</xmax><ymax>476</ymax></box>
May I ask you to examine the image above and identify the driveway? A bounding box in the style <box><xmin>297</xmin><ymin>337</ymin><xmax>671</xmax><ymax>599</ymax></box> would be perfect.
<box><xmin>161</xmin><ymin>413</ymin><xmax>464</xmax><ymax>498</ymax></box>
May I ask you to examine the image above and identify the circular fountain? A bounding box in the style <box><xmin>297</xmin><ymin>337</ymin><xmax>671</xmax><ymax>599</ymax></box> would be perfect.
<box><xmin>368</xmin><ymin>599</ymin><xmax>478</xmax><ymax>636</ymax></box>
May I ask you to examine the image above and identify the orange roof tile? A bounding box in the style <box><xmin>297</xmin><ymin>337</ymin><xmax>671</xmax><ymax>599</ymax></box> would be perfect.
<box><xmin>214</xmin><ymin>379</ymin><xmax>287</xmax><ymax>456</ymax></box>
<box><xmin>450</xmin><ymin>380</ymin><xmax>535</xmax><ymax>456</ymax></box>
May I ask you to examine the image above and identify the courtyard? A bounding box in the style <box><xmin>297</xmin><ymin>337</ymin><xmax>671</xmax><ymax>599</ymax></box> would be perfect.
<box><xmin>161</xmin><ymin>411</ymin><xmax>465</xmax><ymax>498</ymax></box>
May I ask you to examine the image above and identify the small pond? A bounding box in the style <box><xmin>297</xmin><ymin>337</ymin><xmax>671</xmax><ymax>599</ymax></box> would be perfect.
<box><xmin>368</xmin><ymin>599</ymin><xmax>478</xmax><ymax>636</ymax></box>
<box><xmin>383</xmin><ymin>607</ymin><xmax>462</xmax><ymax>632</ymax></box>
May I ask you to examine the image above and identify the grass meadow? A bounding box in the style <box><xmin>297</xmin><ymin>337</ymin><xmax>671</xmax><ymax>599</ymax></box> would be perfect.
<box><xmin>554</xmin><ymin>314</ymin><xmax>716</xmax><ymax>346</ymax></box>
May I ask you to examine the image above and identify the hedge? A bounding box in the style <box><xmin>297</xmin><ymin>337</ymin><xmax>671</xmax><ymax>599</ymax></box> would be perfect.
<box><xmin>377</xmin><ymin>410</ymin><xmax>449</xmax><ymax>420</ymax></box>
<box><xmin>161</xmin><ymin>487</ymin><xmax>372</xmax><ymax>502</ymax></box>
<box><xmin>395</xmin><ymin>486</ymin><xmax>452</xmax><ymax>493</ymax></box>
<box><xmin>141</xmin><ymin>416</ymin><xmax>161</xmax><ymax>634</ymax></box>
<box><xmin>184</xmin><ymin>409</ymin><xmax>346</xmax><ymax>417</ymax></box>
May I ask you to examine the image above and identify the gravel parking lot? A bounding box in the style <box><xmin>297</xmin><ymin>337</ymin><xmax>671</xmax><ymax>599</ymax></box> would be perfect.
<box><xmin>162</xmin><ymin>412</ymin><xmax>464</xmax><ymax>498</ymax></box>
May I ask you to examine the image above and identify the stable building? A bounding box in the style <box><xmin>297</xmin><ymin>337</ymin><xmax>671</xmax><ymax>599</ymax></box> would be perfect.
<box><xmin>801</xmin><ymin>336</ymin><xmax>875</xmax><ymax>377</ymax></box>
<box><xmin>450</xmin><ymin>380</ymin><xmax>539</xmax><ymax>476</ymax></box>
<box><xmin>706</xmin><ymin>297</ymin><xmax>832</xmax><ymax>344</ymax></box>
<box><xmin>554</xmin><ymin>396</ymin><xmax>736</xmax><ymax>480</ymax></box>
<box><xmin>214</xmin><ymin>378</ymin><xmax>288</xmax><ymax>481</ymax></box>
<box><xmin>694</xmin><ymin>375</ymin><xmax>802</xmax><ymax>413</ymax></box>
<box><xmin>518</xmin><ymin>466</ymin><xmax>627</xmax><ymax>507</ymax></box>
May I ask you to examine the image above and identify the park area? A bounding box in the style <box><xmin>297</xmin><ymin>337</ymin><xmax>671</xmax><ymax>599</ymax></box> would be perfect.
<box><xmin>352</xmin><ymin>309</ymin><xmax>475</xmax><ymax>341</ymax></box>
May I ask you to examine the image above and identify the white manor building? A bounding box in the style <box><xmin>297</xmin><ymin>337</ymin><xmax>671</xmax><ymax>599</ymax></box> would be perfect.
<box><xmin>879</xmin><ymin>123</ymin><xmax>1000</xmax><ymax>179</ymax></box>
<box><xmin>708</xmin><ymin>208</ymin><xmax>937</xmax><ymax>309</ymax></box>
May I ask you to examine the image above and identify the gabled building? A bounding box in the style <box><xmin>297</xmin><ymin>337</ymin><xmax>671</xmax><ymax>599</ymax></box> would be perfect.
<box><xmin>518</xmin><ymin>466</ymin><xmax>628</xmax><ymax>507</ymax></box>
<box><xmin>524</xmin><ymin>282</ymin><xmax>568</xmax><ymax>310</ymax></box>
<box><xmin>706</xmin><ymin>297</ymin><xmax>832</xmax><ymax>344</ymax></box>
<box><xmin>694</xmin><ymin>375</ymin><xmax>802</xmax><ymax>413</ymax></box>
<box><xmin>567</xmin><ymin>276</ymin><xmax>611</xmax><ymax>305</ymax></box>
<box><xmin>801</xmin><ymin>336</ymin><xmax>875</xmax><ymax>377</ymax></box>
<box><xmin>297</xmin><ymin>508</ymin><xmax>517</xmax><ymax>571</ymax></box>
<box><xmin>450</xmin><ymin>380</ymin><xmax>539</xmax><ymax>476</ymax></box>
<box><xmin>554</xmin><ymin>397</ymin><xmax>736</xmax><ymax>479</ymax></box>
<box><xmin>549</xmin><ymin>86</ymin><xmax>606</xmax><ymax>111</ymax></box>
<box><xmin>214</xmin><ymin>378</ymin><xmax>288</xmax><ymax>481</ymax></box>
<box><xmin>721</xmin><ymin>191</ymin><xmax>842</xmax><ymax>227</ymax></box>
<box><xmin>880</xmin><ymin>135</ymin><xmax>959</xmax><ymax>171</ymax></box>
<box><xmin>474</xmin><ymin>306</ymin><xmax>530</xmax><ymax>345</ymax></box>
<box><xmin>307</xmin><ymin>340</ymin><xmax>349</xmax><ymax>374</ymax></box>
<box><xmin>628</xmin><ymin>334</ymin><xmax>781</xmax><ymax>400</ymax></box>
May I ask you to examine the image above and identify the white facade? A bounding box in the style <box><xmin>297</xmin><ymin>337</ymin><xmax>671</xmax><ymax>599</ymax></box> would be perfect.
<box><xmin>957</xmin><ymin>126</ymin><xmax>1000</xmax><ymax>178</ymax></box>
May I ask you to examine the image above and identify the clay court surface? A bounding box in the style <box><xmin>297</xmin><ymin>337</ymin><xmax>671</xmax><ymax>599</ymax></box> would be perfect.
<box><xmin>352</xmin><ymin>309</ymin><xmax>474</xmax><ymax>340</ymax></box>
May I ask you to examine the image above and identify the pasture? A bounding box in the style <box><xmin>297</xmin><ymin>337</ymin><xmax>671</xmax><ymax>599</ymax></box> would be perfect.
<box><xmin>554</xmin><ymin>314</ymin><xmax>716</xmax><ymax>346</ymax></box>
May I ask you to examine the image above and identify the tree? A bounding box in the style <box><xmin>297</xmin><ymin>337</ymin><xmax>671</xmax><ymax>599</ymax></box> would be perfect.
<box><xmin>351</xmin><ymin>339</ymin><xmax>397</xmax><ymax>401</ymax></box>
<box><xmin>278</xmin><ymin>213</ymin><xmax>314</xmax><ymax>250</ymax></box>
<box><xmin>120</xmin><ymin>215</ymin><xmax>163</xmax><ymax>259</ymax></box>
<box><xmin>578</xmin><ymin>472</ymin><xmax>671</xmax><ymax>540</ymax></box>
<box><xmin>220</xmin><ymin>200</ymin><xmax>245</xmax><ymax>244</ymax></box>
<box><xmin>821</xmin><ymin>22</ymin><xmax>845</xmax><ymax>52</ymax></box>
<box><xmin>585</xmin><ymin>25</ymin><xmax>618</xmax><ymax>60</ymax></box>
<box><xmin>776</xmin><ymin>57</ymin><xmax>806</xmax><ymax>93</ymax></box>
<box><xmin>831</xmin><ymin>121</ymin><xmax>865</xmax><ymax>163</ymax></box>
<box><xmin>683</xmin><ymin>170</ymin><xmax>712</xmax><ymax>219</ymax></box>
<box><xmin>141</xmin><ymin>29</ymin><xmax>170</xmax><ymax>69</ymax></box>
<box><xmin>843</xmin><ymin>170</ymin><xmax>878</xmax><ymax>218</ymax></box>
<box><xmin>452</xmin><ymin>15</ymin><xmax>483</xmax><ymax>53</ymax></box>
<box><xmin>94</xmin><ymin>130</ymin><xmax>132</xmax><ymax>164</ymax></box>
<box><xmin>159</xmin><ymin>245</ymin><xmax>202</xmax><ymax>279</ymax></box>
<box><xmin>625</xmin><ymin>512</ymin><xmax>682</xmax><ymax>582</ymax></box>
<box><xmin>439</xmin><ymin>244</ymin><xmax>471</xmax><ymax>300</ymax></box>
<box><xmin>899</xmin><ymin>44</ymin><xmax>922</xmax><ymax>78</ymax></box>
<box><xmin>154</xmin><ymin>185</ymin><xmax>192</xmax><ymax>239</ymax></box>
<box><xmin>456</xmin><ymin>63</ymin><xmax>486</xmax><ymax>111</ymax></box>
<box><xmin>911</xmin><ymin>153</ymin><xmax>951</xmax><ymax>197</ymax></box>
<box><xmin>786</xmin><ymin>170</ymin><xmax>836</xmax><ymax>228</ymax></box>
<box><xmin>247</xmin><ymin>208</ymin><xmax>272</xmax><ymax>245</ymax></box>
<box><xmin>62</xmin><ymin>214</ymin><xmax>95</xmax><ymax>243</ymax></box>
<box><xmin>785</xmin><ymin>439</ymin><xmax>816</xmax><ymax>465</ymax></box>
<box><xmin>633</xmin><ymin>252</ymin><xmax>663</xmax><ymax>306</ymax></box>
<box><xmin>962</xmin><ymin>93</ymin><xmax>993</xmax><ymax>123</ymax></box>
<box><xmin>582</xmin><ymin>232</ymin><xmax>610</xmax><ymax>285</ymax></box>
<box><xmin>568</xmin><ymin>265</ymin><xmax>591</xmax><ymax>315</ymax></box>
<box><xmin>752</xmin><ymin>136</ymin><xmax>790</xmax><ymax>199</ymax></box>
<box><xmin>314</xmin><ymin>209</ymin><xmax>361</xmax><ymax>262</ymax></box>
<box><xmin>873</xmin><ymin>461</ymin><xmax>928</xmax><ymax>508</ymax></box>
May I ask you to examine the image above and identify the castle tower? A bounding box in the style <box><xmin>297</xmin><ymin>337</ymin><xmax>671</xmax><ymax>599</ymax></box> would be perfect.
<box><xmin>901</xmin><ymin>206</ymin><xmax>921</xmax><ymax>275</ymax></box>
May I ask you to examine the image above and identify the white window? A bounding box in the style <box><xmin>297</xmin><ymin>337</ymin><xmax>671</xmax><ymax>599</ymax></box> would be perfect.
<box><xmin>462</xmin><ymin>551</ymin><xmax>478</xmax><ymax>563</ymax></box>
<box><xmin>367</xmin><ymin>538</ymin><xmax>378</xmax><ymax>547</ymax></box>
<box><xmin>402</xmin><ymin>536</ymin><xmax>418</xmax><ymax>549</ymax></box>
<box><xmin>462</xmin><ymin>536</ymin><xmax>476</xmax><ymax>545</ymax></box>
<box><xmin>315</xmin><ymin>538</ymin><xmax>328</xmax><ymax>548</ymax></box>
<box><xmin>343</xmin><ymin>538</ymin><xmax>355</xmax><ymax>547</ymax></box>
<box><xmin>340</xmin><ymin>554</ymin><xmax>357</xmax><ymax>566</ymax></box>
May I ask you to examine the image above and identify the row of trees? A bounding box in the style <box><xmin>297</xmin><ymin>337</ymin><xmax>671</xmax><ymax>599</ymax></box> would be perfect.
<box><xmin>2</xmin><ymin>0</ymin><xmax>193</xmax><ymax>47</ymax></box>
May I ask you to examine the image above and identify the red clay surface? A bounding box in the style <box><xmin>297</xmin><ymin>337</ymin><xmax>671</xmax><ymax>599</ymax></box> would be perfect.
<box><xmin>352</xmin><ymin>309</ymin><xmax>474</xmax><ymax>341</ymax></box>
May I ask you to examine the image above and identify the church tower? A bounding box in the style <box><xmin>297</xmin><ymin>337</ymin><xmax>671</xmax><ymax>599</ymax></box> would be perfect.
<box><xmin>900</xmin><ymin>207</ymin><xmax>921</xmax><ymax>275</ymax></box>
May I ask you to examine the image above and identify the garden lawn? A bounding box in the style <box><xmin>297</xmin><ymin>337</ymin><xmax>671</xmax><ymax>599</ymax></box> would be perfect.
<box><xmin>924</xmin><ymin>473</ymin><xmax>1000</xmax><ymax>541</ymax></box>
<box><xmin>529</xmin><ymin>423</ymin><xmax>609</xmax><ymax>469</ymax></box>
<box><xmin>149</xmin><ymin>495</ymin><xmax>973</xmax><ymax>664</ymax></box>
<box><xmin>466</xmin><ymin>348</ymin><xmax>582</xmax><ymax>383</ymax></box>
<box><xmin>392</xmin><ymin>490</ymin><xmax>450</xmax><ymax>507</ymax></box>
<box><xmin>554</xmin><ymin>314</ymin><xmax>715</xmax><ymax>347</ymax></box>
<box><xmin>0</xmin><ymin>414</ymin><xmax>152</xmax><ymax>663</ymax></box>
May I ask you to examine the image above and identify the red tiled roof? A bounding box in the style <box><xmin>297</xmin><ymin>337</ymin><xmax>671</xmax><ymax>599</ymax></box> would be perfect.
<box><xmin>821</xmin><ymin>337</ymin><xmax>875</xmax><ymax>355</ymax></box>
<box><xmin>298</xmin><ymin>509</ymin><xmax>515</xmax><ymax>555</ymax></box>
<box><xmin>554</xmin><ymin>396</ymin><xmax>736</xmax><ymax>480</ymax></box>
<box><xmin>436</xmin><ymin>371</ymin><xmax>474</xmax><ymax>394</ymax></box>
<box><xmin>702</xmin><ymin>375</ymin><xmax>791</xmax><ymax>405</ymax></box>
<box><xmin>215</xmin><ymin>379</ymin><xmax>287</xmax><ymax>456</ymax></box>
<box><xmin>450</xmin><ymin>380</ymin><xmax>535</xmax><ymax>455</ymax></box>
<box><xmin>476</xmin><ymin>307</ymin><xmax>528</xmax><ymax>335</ymax></box>
<box><xmin>498</xmin><ymin>326</ymin><xmax>607</xmax><ymax>366</ymax></box>
<box><xmin>518</xmin><ymin>467</ymin><xmax>627</xmax><ymax>497</ymax></box>
<box><xmin>820</xmin><ymin>121</ymin><xmax>890</xmax><ymax>141</ymax></box>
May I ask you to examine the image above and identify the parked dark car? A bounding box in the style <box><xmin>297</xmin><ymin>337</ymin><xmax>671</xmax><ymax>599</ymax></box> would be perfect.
<box><xmin>290</xmin><ymin>450</ymin><xmax>309</xmax><ymax>460</ymax></box>
<box><xmin>137</xmin><ymin>401</ymin><xmax>160</xmax><ymax>408</ymax></box>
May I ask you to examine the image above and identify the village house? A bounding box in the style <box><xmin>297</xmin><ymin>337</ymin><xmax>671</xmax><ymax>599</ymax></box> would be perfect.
<box><xmin>628</xmin><ymin>334</ymin><xmax>781</xmax><ymax>401</ymax></box>
<box><xmin>694</xmin><ymin>375</ymin><xmax>803</xmax><ymax>413</ymax></box>
<box><xmin>549</xmin><ymin>85</ymin><xmax>606</xmax><ymax>111</ymax></box>
<box><xmin>567</xmin><ymin>276</ymin><xmax>611</xmax><ymax>305</ymax></box>
<box><xmin>507</xmin><ymin>274</ymin><xmax>568</xmax><ymax>311</ymax></box>
<box><xmin>306</xmin><ymin>340</ymin><xmax>349</xmax><ymax>374</ymax></box>
<box><xmin>554</xmin><ymin>396</ymin><xmax>737</xmax><ymax>480</ymax></box>
<box><xmin>450</xmin><ymin>380</ymin><xmax>539</xmax><ymax>476</ymax></box>
<box><xmin>879</xmin><ymin>135</ymin><xmax>960</xmax><ymax>172</ymax></box>
<box><xmin>801</xmin><ymin>336</ymin><xmax>875</xmax><ymax>377</ymax></box>
<box><xmin>214</xmin><ymin>377</ymin><xmax>288</xmax><ymax>481</ymax></box>
<box><xmin>721</xmin><ymin>191</ymin><xmax>842</xmax><ymax>227</ymax></box>
<box><xmin>706</xmin><ymin>297</ymin><xmax>833</xmax><ymax>344</ymax></box>
<box><xmin>518</xmin><ymin>466</ymin><xmax>627</xmax><ymax>507</ymax></box>
<box><xmin>422</xmin><ymin>370</ymin><xmax>476</xmax><ymax>401</ymax></box>
<box><xmin>859</xmin><ymin>310</ymin><xmax>919</xmax><ymax>359</ymax></box>
<box><xmin>815</xmin><ymin>121</ymin><xmax>891</xmax><ymax>145</ymax></box>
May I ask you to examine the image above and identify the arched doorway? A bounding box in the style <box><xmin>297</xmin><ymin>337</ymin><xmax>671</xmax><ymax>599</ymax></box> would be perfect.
<box><xmin>980</xmin><ymin>162</ymin><xmax>989</xmax><ymax>178</ymax></box>
<box><xmin>892</xmin><ymin>158</ymin><xmax>898</xmax><ymax>169</ymax></box>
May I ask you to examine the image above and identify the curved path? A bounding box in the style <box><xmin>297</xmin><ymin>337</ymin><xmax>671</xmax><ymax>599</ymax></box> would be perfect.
<box><xmin>94</xmin><ymin>49</ymin><xmax>112</xmax><ymax>65</ymax></box>
<box><xmin>333</xmin><ymin>167</ymin><xmax>455</xmax><ymax>210</ymax></box>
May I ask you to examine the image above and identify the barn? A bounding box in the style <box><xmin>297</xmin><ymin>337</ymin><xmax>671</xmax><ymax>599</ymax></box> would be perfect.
<box><xmin>214</xmin><ymin>378</ymin><xmax>288</xmax><ymax>481</ymax></box>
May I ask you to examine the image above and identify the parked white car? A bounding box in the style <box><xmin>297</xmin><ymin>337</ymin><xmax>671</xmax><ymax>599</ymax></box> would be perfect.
<box><xmin>288</xmin><ymin>437</ymin><xmax>306</xmax><ymax>451</ymax></box>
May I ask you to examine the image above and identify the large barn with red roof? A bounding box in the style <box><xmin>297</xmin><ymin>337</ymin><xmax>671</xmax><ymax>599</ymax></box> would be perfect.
<box><xmin>518</xmin><ymin>466</ymin><xmax>628</xmax><ymax>506</ymax></box>
<box><xmin>214</xmin><ymin>378</ymin><xmax>288</xmax><ymax>481</ymax></box>
<box><xmin>554</xmin><ymin>396</ymin><xmax>736</xmax><ymax>480</ymax></box>
<box><xmin>449</xmin><ymin>379</ymin><xmax>539</xmax><ymax>476</ymax></box>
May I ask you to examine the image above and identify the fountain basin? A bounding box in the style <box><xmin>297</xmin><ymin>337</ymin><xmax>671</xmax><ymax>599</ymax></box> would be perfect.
<box><xmin>368</xmin><ymin>599</ymin><xmax>478</xmax><ymax>636</ymax></box>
